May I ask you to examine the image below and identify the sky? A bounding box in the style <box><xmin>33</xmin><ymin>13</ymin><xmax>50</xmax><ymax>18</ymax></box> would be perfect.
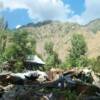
<box><xmin>0</xmin><ymin>0</ymin><xmax>100</xmax><ymax>28</ymax></box>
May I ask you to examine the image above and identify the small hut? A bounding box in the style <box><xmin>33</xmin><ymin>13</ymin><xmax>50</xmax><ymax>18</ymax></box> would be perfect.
<box><xmin>25</xmin><ymin>55</ymin><xmax>45</xmax><ymax>70</ymax></box>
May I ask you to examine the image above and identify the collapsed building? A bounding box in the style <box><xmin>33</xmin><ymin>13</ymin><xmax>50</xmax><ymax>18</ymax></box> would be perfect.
<box><xmin>0</xmin><ymin>68</ymin><xmax>100</xmax><ymax>100</ymax></box>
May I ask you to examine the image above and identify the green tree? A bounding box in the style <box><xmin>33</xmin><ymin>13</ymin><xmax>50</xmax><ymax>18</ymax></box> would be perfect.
<box><xmin>0</xmin><ymin>17</ymin><xmax>7</xmax><ymax>54</ymax></box>
<box><xmin>69</xmin><ymin>34</ymin><xmax>87</xmax><ymax>67</ymax></box>
<box><xmin>27</xmin><ymin>35</ymin><xmax>36</xmax><ymax>54</ymax></box>
<box><xmin>45</xmin><ymin>41</ymin><xmax>53</xmax><ymax>54</ymax></box>
<box><xmin>0</xmin><ymin>17</ymin><xmax>9</xmax><ymax>64</ymax></box>
<box><xmin>45</xmin><ymin>41</ymin><xmax>61</xmax><ymax>68</ymax></box>
<box><xmin>0</xmin><ymin>17</ymin><xmax>8</xmax><ymax>30</ymax></box>
<box><xmin>2</xmin><ymin>29</ymin><xmax>36</xmax><ymax>72</ymax></box>
<box><xmin>0</xmin><ymin>30</ymin><xmax>10</xmax><ymax>63</ymax></box>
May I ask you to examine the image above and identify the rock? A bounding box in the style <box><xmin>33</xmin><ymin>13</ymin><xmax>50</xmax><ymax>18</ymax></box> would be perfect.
<box><xmin>92</xmin><ymin>72</ymin><xmax>100</xmax><ymax>88</ymax></box>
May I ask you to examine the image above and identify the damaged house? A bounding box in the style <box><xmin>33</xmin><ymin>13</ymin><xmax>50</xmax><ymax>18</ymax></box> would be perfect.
<box><xmin>2</xmin><ymin>55</ymin><xmax>45</xmax><ymax>71</ymax></box>
<box><xmin>25</xmin><ymin>55</ymin><xmax>45</xmax><ymax>70</ymax></box>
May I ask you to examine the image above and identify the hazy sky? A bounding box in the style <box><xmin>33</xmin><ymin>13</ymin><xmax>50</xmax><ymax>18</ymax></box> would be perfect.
<box><xmin>0</xmin><ymin>0</ymin><xmax>100</xmax><ymax>28</ymax></box>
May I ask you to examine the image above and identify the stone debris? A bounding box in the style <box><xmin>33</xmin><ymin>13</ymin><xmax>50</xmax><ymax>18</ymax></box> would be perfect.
<box><xmin>0</xmin><ymin>68</ymin><xmax>100</xmax><ymax>100</ymax></box>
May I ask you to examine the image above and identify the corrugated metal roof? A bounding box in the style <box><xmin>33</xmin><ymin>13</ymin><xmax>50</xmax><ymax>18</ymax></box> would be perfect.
<box><xmin>26</xmin><ymin>55</ymin><xmax>45</xmax><ymax>65</ymax></box>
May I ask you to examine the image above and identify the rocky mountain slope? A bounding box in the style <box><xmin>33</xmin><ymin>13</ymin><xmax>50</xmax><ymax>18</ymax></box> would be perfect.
<box><xmin>21</xmin><ymin>19</ymin><xmax>100</xmax><ymax>60</ymax></box>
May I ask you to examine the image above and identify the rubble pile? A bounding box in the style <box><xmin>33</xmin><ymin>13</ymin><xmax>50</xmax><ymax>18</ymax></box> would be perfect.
<box><xmin>0</xmin><ymin>68</ymin><xmax>100</xmax><ymax>100</ymax></box>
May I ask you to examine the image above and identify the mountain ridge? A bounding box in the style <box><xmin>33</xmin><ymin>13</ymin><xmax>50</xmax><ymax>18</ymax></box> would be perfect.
<box><xmin>20</xmin><ymin>19</ymin><xmax>100</xmax><ymax>60</ymax></box>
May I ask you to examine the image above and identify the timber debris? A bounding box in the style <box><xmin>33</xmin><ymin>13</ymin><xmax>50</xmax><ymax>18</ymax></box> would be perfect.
<box><xmin>0</xmin><ymin>68</ymin><xmax>100</xmax><ymax>100</ymax></box>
